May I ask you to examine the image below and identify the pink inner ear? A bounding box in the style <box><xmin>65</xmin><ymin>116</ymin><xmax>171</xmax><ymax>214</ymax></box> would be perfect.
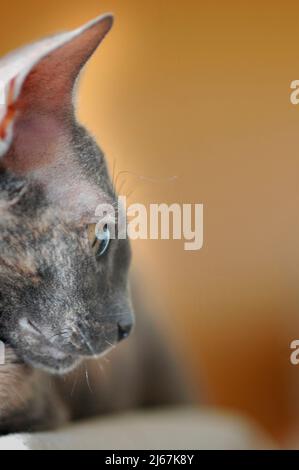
<box><xmin>0</xmin><ymin>14</ymin><xmax>113</xmax><ymax>164</ymax></box>
<box><xmin>18</xmin><ymin>16</ymin><xmax>113</xmax><ymax>116</ymax></box>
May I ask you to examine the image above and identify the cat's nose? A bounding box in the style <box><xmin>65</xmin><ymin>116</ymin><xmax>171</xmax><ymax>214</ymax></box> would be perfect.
<box><xmin>117</xmin><ymin>320</ymin><xmax>133</xmax><ymax>342</ymax></box>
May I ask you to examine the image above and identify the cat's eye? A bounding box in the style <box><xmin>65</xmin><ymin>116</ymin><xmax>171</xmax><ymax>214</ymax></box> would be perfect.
<box><xmin>96</xmin><ymin>224</ymin><xmax>110</xmax><ymax>256</ymax></box>
<box><xmin>87</xmin><ymin>223</ymin><xmax>110</xmax><ymax>257</ymax></box>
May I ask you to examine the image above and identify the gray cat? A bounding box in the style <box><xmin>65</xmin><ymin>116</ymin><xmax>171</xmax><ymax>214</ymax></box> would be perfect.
<box><xmin>0</xmin><ymin>14</ymin><xmax>191</xmax><ymax>434</ymax></box>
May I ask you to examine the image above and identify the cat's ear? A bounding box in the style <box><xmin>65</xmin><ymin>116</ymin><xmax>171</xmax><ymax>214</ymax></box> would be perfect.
<box><xmin>0</xmin><ymin>14</ymin><xmax>113</xmax><ymax>163</ymax></box>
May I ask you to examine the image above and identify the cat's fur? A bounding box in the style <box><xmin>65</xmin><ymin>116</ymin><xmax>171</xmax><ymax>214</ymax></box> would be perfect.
<box><xmin>0</xmin><ymin>127</ymin><xmax>132</xmax><ymax>374</ymax></box>
<box><xmin>0</xmin><ymin>14</ymin><xmax>191</xmax><ymax>434</ymax></box>
<box><xmin>0</xmin><ymin>14</ymin><xmax>133</xmax><ymax>374</ymax></box>
<box><xmin>0</xmin><ymin>311</ymin><xmax>191</xmax><ymax>434</ymax></box>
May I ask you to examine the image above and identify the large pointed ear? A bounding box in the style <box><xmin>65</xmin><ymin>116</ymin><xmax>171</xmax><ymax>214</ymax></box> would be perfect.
<box><xmin>0</xmin><ymin>14</ymin><xmax>113</xmax><ymax>165</ymax></box>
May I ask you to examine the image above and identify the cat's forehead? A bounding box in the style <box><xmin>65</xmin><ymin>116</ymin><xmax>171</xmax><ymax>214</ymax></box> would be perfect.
<box><xmin>36</xmin><ymin>130</ymin><xmax>115</xmax><ymax>225</ymax></box>
<box><xmin>1</xmin><ymin>122</ymin><xmax>115</xmax><ymax>226</ymax></box>
<box><xmin>71</xmin><ymin>124</ymin><xmax>113</xmax><ymax>195</ymax></box>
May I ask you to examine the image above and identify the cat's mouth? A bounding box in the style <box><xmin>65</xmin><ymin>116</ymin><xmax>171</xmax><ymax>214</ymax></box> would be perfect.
<box><xmin>0</xmin><ymin>337</ymin><xmax>80</xmax><ymax>372</ymax></box>
<box><xmin>7</xmin><ymin>317</ymin><xmax>117</xmax><ymax>374</ymax></box>
<box><xmin>20</xmin><ymin>348</ymin><xmax>82</xmax><ymax>374</ymax></box>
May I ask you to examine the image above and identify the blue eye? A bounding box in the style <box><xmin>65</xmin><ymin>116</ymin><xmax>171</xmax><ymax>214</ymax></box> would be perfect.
<box><xmin>96</xmin><ymin>224</ymin><xmax>110</xmax><ymax>256</ymax></box>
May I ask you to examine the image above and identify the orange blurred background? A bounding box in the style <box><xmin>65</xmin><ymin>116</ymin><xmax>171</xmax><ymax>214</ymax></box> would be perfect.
<box><xmin>2</xmin><ymin>0</ymin><xmax>299</xmax><ymax>441</ymax></box>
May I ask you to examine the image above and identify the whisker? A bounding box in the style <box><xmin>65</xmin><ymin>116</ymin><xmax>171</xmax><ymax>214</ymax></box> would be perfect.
<box><xmin>117</xmin><ymin>177</ymin><xmax>127</xmax><ymax>196</ymax></box>
<box><xmin>48</xmin><ymin>330</ymin><xmax>72</xmax><ymax>342</ymax></box>
<box><xmin>111</xmin><ymin>157</ymin><xmax>116</xmax><ymax>188</ymax></box>
<box><xmin>115</xmin><ymin>170</ymin><xmax>178</xmax><ymax>192</ymax></box>
<box><xmin>105</xmin><ymin>339</ymin><xmax>115</xmax><ymax>349</ymax></box>
<box><xmin>70</xmin><ymin>369</ymin><xmax>79</xmax><ymax>397</ymax></box>
<box><xmin>125</xmin><ymin>186</ymin><xmax>140</xmax><ymax>201</ymax></box>
<box><xmin>76</xmin><ymin>324</ymin><xmax>96</xmax><ymax>356</ymax></box>
<box><xmin>85</xmin><ymin>366</ymin><xmax>93</xmax><ymax>394</ymax></box>
<box><xmin>96</xmin><ymin>360</ymin><xmax>105</xmax><ymax>373</ymax></box>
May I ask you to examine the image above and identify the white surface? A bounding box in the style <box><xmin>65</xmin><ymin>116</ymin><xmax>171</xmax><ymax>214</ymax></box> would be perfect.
<box><xmin>0</xmin><ymin>407</ymin><xmax>274</xmax><ymax>450</ymax></box>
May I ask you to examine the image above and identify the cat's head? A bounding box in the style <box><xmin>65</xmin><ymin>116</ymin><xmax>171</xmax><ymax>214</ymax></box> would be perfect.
<box><xmin>0</xmin><ymin>15</ymin><xmax>134</xmax><ymax>374</ymax></box>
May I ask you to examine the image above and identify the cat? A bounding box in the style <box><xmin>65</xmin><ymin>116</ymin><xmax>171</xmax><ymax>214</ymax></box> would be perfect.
<box><xmin>0</xmin><ymin>14</ymin><xmax>191</xmax><ymax>434</ymax></box>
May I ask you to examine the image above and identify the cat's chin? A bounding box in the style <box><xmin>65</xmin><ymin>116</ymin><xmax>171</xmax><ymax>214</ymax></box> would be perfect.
<box><xmin>21</xmin><ymin>351</ymin><xmax>82</xmax><ymax>375</ymax></box>
<box><xmin>7</xmin><ymin>333</ymin><xmax>116</xmax><ymax>374</ymax></box>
